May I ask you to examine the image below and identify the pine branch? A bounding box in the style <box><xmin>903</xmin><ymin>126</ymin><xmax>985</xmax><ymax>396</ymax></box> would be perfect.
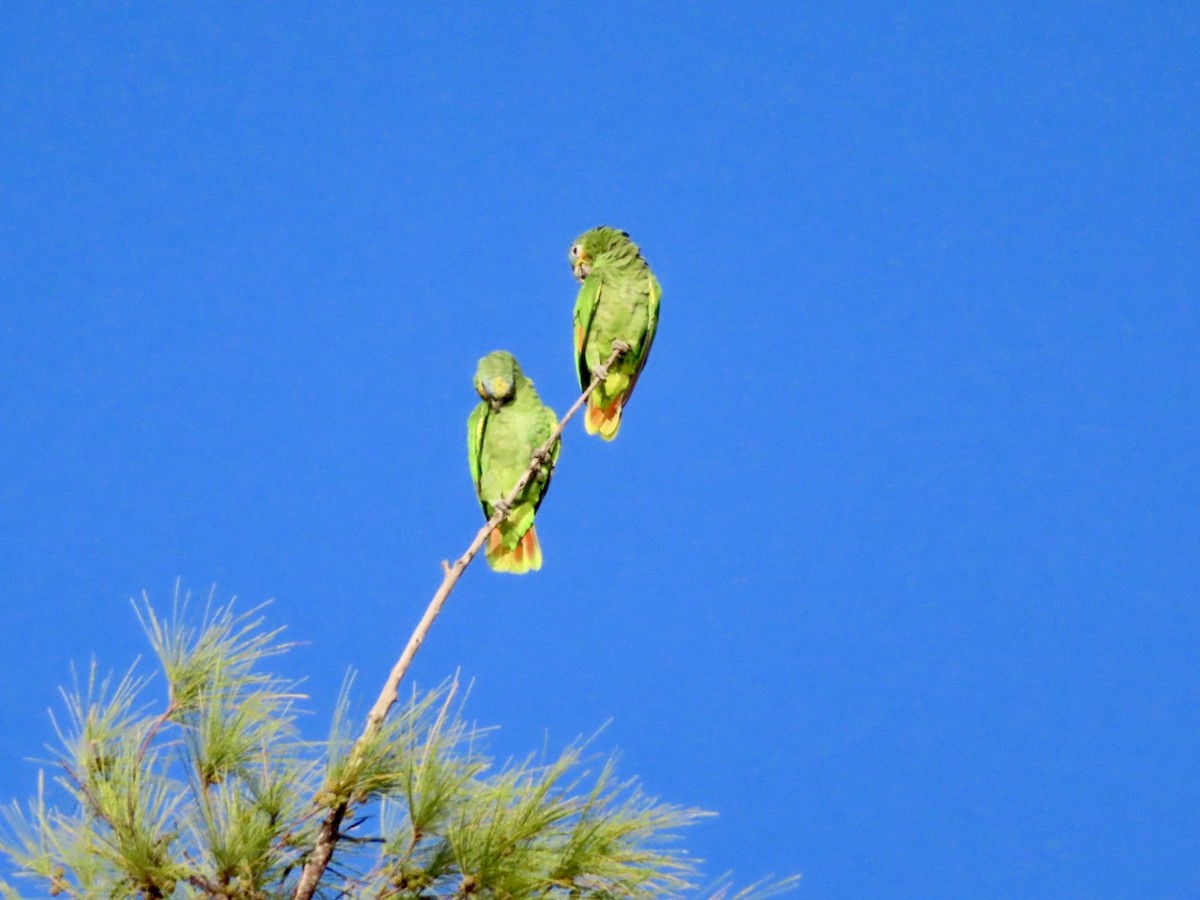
<box><xmin>291</xmin><ymin>345</ymin><xmax>628</xmax><ymax>900</ymax></box>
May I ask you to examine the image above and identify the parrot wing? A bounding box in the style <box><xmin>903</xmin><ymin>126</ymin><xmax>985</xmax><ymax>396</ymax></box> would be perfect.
<box><xmin>466</xmin><ymin>401</ymin><xmax>490</xmax><ymax>518</ymax></box>
<box><xmin>573</xmin><ymin>274</ymin><xmax>604</xmax><ymax>390</ymax></box>
<box><xmin>530</xmin><ymin>404</ymin><xmax>560</xmax><ymax>514</ymax></box>
<box><xmin>623</xmin><ymin>271</ymin><xmax>662</xmax><ymax>401</ymax></box>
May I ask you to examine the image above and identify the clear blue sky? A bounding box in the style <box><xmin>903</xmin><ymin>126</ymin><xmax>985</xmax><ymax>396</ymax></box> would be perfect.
<box><xmin>1</xmin><ymin>4</ymin><xmax>1197</xmax><ymax>896</ymax></box>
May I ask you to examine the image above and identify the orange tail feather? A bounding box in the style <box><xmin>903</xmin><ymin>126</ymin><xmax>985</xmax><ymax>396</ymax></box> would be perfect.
<box><xmin>584</xmin><ymin>394</ymin><xmax>625</xmax><ymax>441</ymax></box>
<box><xmin>484</xmin><ymin>524</ymin><xmax>542</xmax><ymax>574</ymax></box>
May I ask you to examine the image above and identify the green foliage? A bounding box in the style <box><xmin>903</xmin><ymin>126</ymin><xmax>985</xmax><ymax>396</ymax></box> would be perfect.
<box><xmin>0</xmin><ymin>589</ymin><xmax>796</xmax><ymax>898</ymax></box>
<box><xmin>3</xmin><ymin>589</ymin><xmax>307</xmax><ymax>899</ymax></box>
<box><xmin>367</xmin><ymin>738</ymin><xmax>704</xmax><ymax>898</ymax></box>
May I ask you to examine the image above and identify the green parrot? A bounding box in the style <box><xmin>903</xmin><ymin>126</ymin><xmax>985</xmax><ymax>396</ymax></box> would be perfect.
<box><xmin>467</xmin><ymin>351</ymin><xmax>560</xmax><ymax>574</ymax></box>
<box><xmin>568</xmin><ymin>226</ymin><xmax>662</xmax><ymax>440</ymax></box>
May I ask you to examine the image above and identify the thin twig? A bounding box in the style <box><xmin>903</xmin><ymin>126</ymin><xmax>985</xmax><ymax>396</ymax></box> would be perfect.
<box><xmin>291</xmin><ymin>346</ymin><xmax>626</xmax><ymax>900</ymax></box>
<box><xmin>185</xmin><ymin>872</ymin><xmax>225</xmax><ymax>895</ymax></box>
<box><xmin>136</xmin><ymin>701</ymin><xmax>177</xmax><ymax>767</ymax></box>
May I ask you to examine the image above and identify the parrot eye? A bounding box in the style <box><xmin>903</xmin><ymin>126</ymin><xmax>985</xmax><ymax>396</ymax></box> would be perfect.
<box><xmin>569</xmin><ymin>245</ymin><xmax>582</xmax><ymax>260</ymax></box>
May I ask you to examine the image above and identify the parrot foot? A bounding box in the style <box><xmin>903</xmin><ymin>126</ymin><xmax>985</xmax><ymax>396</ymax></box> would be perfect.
<box><xmin>591</xmin><ymin>340</ymin><xmax>631</xmax><ymax>380</ymax></box>
<box><xmin>491</xmin><ymin>499</ymin><xmax>512</xmax><ymax>517</ymax></box>
<box><xmin>530</xmin><ymin>447</ymin><xmax>552</xmax><ymax>470</ymax></box>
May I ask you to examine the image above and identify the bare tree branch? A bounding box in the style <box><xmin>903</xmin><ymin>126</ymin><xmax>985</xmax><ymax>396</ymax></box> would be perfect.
<box><xmin>291</xmin><ymin>345</ymin><xmax>626</xmax><ymax>900</ymax></box>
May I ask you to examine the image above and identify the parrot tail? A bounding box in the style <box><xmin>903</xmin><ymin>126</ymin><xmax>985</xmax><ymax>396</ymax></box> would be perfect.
<box><xmin>584</xmin><ymin>394</ymin><xmax>624</xmax><ymax>441</ymax></box>
<box><xmin>485</xmin><ymin>525</ymin><xmax>543</xmax><ymax>574</ymax></box>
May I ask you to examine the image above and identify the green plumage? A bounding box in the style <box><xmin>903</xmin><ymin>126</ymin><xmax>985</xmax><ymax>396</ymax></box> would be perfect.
<box><xmin>467</xmin><ymin>351</ymin><xmax>560</xmax><ymax>574</ymax></box>
<box><xmin>568</xmin><ymin>226</ymin><xmax>661</xmax><ymax>440</ymax></box>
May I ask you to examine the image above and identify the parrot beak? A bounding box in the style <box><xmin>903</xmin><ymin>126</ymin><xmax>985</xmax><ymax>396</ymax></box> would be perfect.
<box><xmin>572</xmin><ymin>256</ymin><xmax>592</xmax><ymax>283</ymax></box>
<box><xmin>480</xmin><ymin>377</ymin><xmax>511</xmax><ymax>409</ymax></box>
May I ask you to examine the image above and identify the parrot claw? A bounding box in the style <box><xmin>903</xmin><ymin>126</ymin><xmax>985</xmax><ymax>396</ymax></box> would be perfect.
<box><xmin>492</xmin><ymin>499</ymin><xmax>512</xmax><ymax>517</ymax></box>
<box><xmin>591</xmin><ymin>341</ymin><xmax>631</xmax><ymax>380</ymax></box>
<box><xmin>530</xmin><ymin>447</ymin><xmax>552</xmax><ymax>469</ymax></box>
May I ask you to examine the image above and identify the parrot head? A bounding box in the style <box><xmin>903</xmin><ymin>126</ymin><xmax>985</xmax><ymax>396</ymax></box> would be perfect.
<box><xmin>569</xmin><ymin>226</ymin><xmax>631</xmax><ymax>283</ymax></box>
<box><xmin>473</xmin><ymin>350</ymin><xmax>522</xmax><ymax>409</ymax></box>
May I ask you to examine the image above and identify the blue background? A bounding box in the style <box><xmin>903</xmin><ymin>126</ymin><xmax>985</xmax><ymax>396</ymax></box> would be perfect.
<box><xmin>1</xmin><ymin>4</ymin><xmax>1197</xmax><ymax>896</ymax></box>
